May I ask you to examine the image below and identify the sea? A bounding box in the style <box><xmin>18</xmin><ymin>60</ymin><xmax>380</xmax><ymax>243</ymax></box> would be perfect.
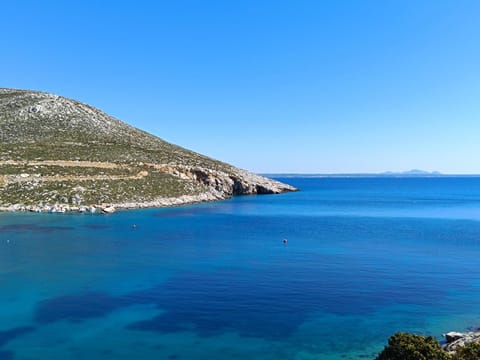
<box><xmin>2</xmin><ymin>177</ymin><xmax>480</xmax><ymax>360</ymax></box>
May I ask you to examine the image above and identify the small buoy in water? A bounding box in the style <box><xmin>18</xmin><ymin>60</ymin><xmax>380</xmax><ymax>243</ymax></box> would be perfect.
<box><xmin>283</xmin><ymin>239</ymin><xmax>288</xmax><ymax>244</ymax></box>
<box><xmin>132</xmin><ymin>224</ymin><xmax>137</xmax><ymax>229</ymax></box>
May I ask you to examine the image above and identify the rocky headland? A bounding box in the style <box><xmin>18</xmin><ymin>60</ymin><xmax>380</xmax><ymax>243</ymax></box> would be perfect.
<box><xmin>0</xmin><ymin>88</ymin><xmax>297</xmax><ymax>213</ymax></box>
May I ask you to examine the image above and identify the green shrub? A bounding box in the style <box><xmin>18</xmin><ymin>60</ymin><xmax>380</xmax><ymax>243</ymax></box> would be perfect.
<box><xmin>376</xmin><ymin>332</ymin><xmax>450</xmax><ymax>360</ymax></box>
<box><xmin>452</xmin><ymin>341</ymin><xmax>480</xmax><ymax>360</ymax></box>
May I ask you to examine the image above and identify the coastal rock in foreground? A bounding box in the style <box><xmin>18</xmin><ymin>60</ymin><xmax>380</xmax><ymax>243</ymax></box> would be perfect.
<box><xmin>376</xmin><ymin>331</ymin><xmax>480</xmax><ymax>359</ymax></box>
<box><xmin>443</xmin><ymin>331</ymin><xmax>480</xmax><ymax>353</ymax></box>
<box><xmin>0</xmin><ymin>88</ymin><xmax>297</xmax><ymax>212</ymax></box>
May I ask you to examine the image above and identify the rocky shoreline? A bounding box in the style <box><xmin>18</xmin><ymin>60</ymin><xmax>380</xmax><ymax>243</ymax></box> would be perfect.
<box><xmin>0</xmin><ymin>156</ymin><xmax>298</xmax><ymax>214</ymax></box>
<box><xmin>0</xmin><ymin>191</ymin><xmax>231</xmax><ymax>214</ymax></box>
<box><xmin>443</xmin><ymin>330</ymin><xmax>480</xmax><ymax>353</ymax></box>
<box><xmin>0</xmin><ymin>175</ymin><xmax>297</xmax><ymax>214</ymax></box>
<box><xmin>0</xmin><ymin>160</ymin><xmax>298</xmax><ymax>214</ymax></box>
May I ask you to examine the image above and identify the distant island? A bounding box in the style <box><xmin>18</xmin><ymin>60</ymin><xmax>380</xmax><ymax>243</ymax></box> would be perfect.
<box><xmin>380</xmin><ymin>169</ymin><xmax>443</xmax><ymax>176</ymax></box>
<box><xmin>0</xmin><ymin>88</ymin><xmax>297</xmax><ymax>213</ymax></box>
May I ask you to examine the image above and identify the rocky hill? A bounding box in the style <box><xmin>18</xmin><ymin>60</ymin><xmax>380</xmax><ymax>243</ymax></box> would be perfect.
<box><xmin>0</xmin><ymin>88</ymin><xmax>297</xmax><ymax>213</ymax></box>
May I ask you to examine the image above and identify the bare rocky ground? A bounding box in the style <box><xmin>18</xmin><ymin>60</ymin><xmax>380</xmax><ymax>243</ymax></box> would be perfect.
<box><xmin>0</xmin><ymin>89</ymin><xmax>297</xmax><ymax>213</ymax></box>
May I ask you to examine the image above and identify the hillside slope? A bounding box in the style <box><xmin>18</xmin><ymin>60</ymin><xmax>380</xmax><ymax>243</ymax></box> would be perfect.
<box><xmin>0</xmin><ymin>88</ymin><xmax>296</xmax><ymax>212</ymax></box>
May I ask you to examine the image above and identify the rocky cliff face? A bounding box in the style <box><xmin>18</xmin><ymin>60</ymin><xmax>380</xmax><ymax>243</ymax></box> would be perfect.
<box><xmin>0</xmin><ymin>88</ymin><xmax>297</xmax><ymax>212</ymax></box>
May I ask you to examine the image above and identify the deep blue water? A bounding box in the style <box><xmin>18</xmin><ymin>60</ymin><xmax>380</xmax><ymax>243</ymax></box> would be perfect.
<box><xmin>2</xmin><ymin>177</ymin><xmax>480</xmax><ymax>359</ymax></box>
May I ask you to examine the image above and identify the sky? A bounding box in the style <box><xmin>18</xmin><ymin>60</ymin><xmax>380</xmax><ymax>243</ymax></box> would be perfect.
<box><xmin>1</xmin><ymin>1</ymin><xmax>479</xmax><ymax>174</ymax></box>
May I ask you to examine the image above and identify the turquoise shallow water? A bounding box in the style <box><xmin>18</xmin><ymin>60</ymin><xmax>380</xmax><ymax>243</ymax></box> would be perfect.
<box><xmin>2</xmin><ymin>177</ymin><xmax>480</xmax><ymax>359</ymax></box>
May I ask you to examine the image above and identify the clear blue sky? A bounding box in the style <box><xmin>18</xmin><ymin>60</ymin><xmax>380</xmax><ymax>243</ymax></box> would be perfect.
<box><xmin>2</xmin><ymin>1</ymin><xmax>479</xmax><ymax>174</ymax></box>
